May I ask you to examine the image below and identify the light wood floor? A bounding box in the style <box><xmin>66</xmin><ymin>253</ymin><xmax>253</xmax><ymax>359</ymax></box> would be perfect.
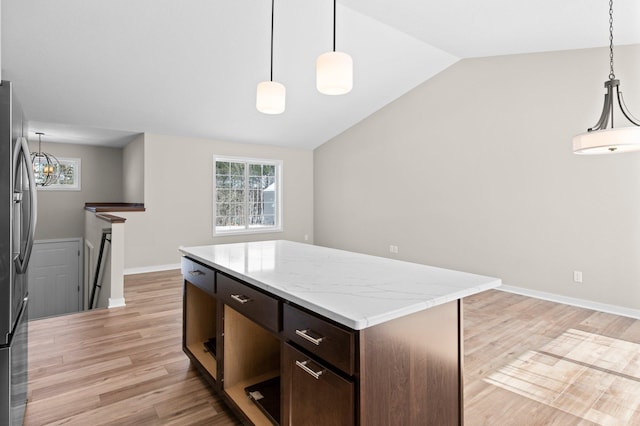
<box><xmin>24</xmin><ymin>270</ymin><xmax>240</xmax><ymax>426</ymax></box>
<box><xmin>464</xmin><ymin>291</ymin><xmax>640</xmax><ymax>425</ymax></box>
<box><xmin>23</xmin><ymin>270</ymin><xmax>640</xmax><ymax>425</ymax></box>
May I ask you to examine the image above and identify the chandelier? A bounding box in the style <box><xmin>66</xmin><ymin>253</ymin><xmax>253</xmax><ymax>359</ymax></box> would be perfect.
<box><xmin>572</xmin><ymin>0</ymin><xmax>640</xmax><ymax>154</ymax></box>
<box><xmin>31</xmin><ymin>132</ymin><xmax>61</xmax><ymax>186</ymax></box>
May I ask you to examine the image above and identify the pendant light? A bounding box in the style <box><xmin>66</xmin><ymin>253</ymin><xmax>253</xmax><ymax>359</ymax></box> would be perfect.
<box><xmin>31</xmin><ymin>132</ymin><xmax>61</xmax><ymax>186</ymax></box>
<box><xmin>256</xmin><ymin>0</ymin><xmax>285</xmax><ymax>114</ymax></box>
<box><xmin>316</xmin><ymin>0</ymin><xmax>353</xmax><ymax>95</ymax></box>
<box><xmin>573</xmin><ymin>0</ymin><xmax>640</xmax><ymax>154</ymax></box>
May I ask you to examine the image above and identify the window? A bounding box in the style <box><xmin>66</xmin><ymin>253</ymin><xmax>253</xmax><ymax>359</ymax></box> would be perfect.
<box><xmin>214</xmin><ymin>156</ymin><xmax>282</xmax><ymax>235</ymax></box>
<box><xmin>38</xmin><ymin>157</ymin><xmax>81</xmax><ymax>191</ymax></box>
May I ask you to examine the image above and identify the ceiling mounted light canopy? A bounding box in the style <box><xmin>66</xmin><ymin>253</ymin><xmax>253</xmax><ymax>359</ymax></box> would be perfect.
<box><xmin>573</xmin><ymin>0</ymin><xmax>640</xmax><ymax>155</ymax></box>
<box><xmin>316</xmin><ymin>0</ymin><xmax>353</xmax><ymax>95</ymax></box>
<box><xmin>256</xmin><ymin>0</ymin><xmax>285</xmax><ymax>114</ymax></box>
<box><xmin>31</xmin><ymin>132</ymin><xmax>61</xmax><ymax>186</ymax></box>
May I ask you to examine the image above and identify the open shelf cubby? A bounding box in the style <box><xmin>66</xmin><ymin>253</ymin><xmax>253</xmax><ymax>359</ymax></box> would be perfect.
<box><xmin>223</xmin><ymin>305</ymin><xmax>280</xmax><ymax>426</ymax></box>
<box><xmin>185</xmin><ymin>282</ymin><xmax>217</xmax><ymax>379</ymax></box>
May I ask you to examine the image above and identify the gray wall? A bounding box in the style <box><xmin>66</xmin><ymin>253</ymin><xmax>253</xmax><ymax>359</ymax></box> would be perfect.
<box><xmin>31</xmin><ymin>141</ymin><xmax>123</xmax><ymax>240</ymax></box>
<box><xmin>119</xmin><ymin>133</ymin><xmax>314</xmax><ymax>270</ymax></box>
<box><xmin>123</xmin><ymin>134</ymin><xmax>144</xmax><ymax>203</ymax></box>
<box><xmin>314</xmin><ymin>45</ymin><xmax>640</xmax><ymax>310</ymax></box>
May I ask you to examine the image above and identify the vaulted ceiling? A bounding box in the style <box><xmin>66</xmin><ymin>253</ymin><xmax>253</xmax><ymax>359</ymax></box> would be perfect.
<box><xmin>3</xmin><ymin>0</ymin><xmax>640</xmax><ymax>149</ymax></box>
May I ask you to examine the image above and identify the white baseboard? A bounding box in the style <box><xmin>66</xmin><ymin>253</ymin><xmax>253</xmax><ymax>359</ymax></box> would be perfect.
<box><xmin>499</xmin><ymin>285</ymin><xmax>640</xmax><ymax>320</ymax></box>
<box><xmin>124</xmin><ymin>263</ymin><xmax>181</xmax><ymax>275</ymax></box>
<box><xmin>108</xmin><ymin>297</ymin><xmax>126</xmax><ymax>308</ymax></box>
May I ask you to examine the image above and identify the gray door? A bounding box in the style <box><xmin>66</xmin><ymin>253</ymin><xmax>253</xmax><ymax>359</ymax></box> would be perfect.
<box><xmin>28</xmin><ymin>239</ymin><xmax>81</xmax><ymax>320</ymax></box>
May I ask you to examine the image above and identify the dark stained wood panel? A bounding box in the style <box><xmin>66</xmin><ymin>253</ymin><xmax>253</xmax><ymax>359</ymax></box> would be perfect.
<box><xmin>282</xmin><ymin>343</ymin><xmax>355</xmax><ymax>426</ymax></box>
<box><xmin>217</xmin><ymin>272</ymin><xmax>281</xmax><ymax>333</ymax></box>
<box><xmin>282</xmin><ymin>303</ymin><xmax>356</xmax><ymax>375</ymax></box>
<box><xmin>84</xmin><ymin>202</ymin><xmax>145</xmax><ymax>212</ymax></box>
<box><xmin>359</xmin><ymin>300</ymin><xmax>461</xmax><ymax>426</ymax></box>
<box><xmin>182</xmin><ymin>257</ymin><xmax>215</xmax><ymax>295</ymax></box>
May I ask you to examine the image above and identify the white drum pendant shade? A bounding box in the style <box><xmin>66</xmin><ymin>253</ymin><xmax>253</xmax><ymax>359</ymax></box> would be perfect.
<box><xmin>256</xmin><ymin>81</ymin><xmax>286</xmax><ymax>114</ymax></box>
<box><xmin>573</xmin><ymin>127</ymin><xmax>640</xmax><ymax>154</ymax></box>
<box><xmin>256</xmin><ymin>0</ymin><xmax>286</xmax><ymax>115</ymax></box>
<box><xmin>572</xmin><ymin>0</ymin><xmax>640</xmax><ymax>154</ymax></box>
<box><xmin>316</xmin><ymin>51</ymin><xmax>353</xmax><ymax>95</ymax></box>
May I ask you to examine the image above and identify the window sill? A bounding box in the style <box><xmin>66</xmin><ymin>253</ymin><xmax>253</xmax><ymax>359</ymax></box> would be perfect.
<box><xmin>213</xmin><ymin>227</ymin><xmax>283</xmax><ymax>238</ymax></box>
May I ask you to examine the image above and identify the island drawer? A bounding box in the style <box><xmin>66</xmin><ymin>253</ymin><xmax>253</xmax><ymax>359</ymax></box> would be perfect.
<box><xmin>283</xmin><ymin>343</ymin><xmax>355</xmax><ymax>426</ymax></box>
<box><xmin>217</xmin><ymin>273</ymin><xmax>280</xmax><ymax>333</ymax></box>
<box><xmin>283</xmin><ymin>304</ymin><xmax>355</xmax><ymax>375</ymax></box>
<box><xmin>181</xmin><ymin>257</ymin><xmax>215</xmax><ymax>295</ymax></box>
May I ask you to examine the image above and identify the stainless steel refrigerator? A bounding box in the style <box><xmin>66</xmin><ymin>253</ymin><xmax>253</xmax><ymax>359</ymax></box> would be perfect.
<box><xmin>1</xmin><ymin>80</ymin><xmax>37</xmax><ymax>426</ymax></box>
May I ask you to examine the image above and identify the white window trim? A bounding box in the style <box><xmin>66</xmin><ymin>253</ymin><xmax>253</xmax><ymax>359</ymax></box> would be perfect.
<box><xmin>213</xmin><ymin>155</ymin><xmax>283</xmax><ymax>237</ymax></box>
<box><xmin>38</xmin><ymin>157</ymin><xmax>82</xmax><ymax>191</ymax></box>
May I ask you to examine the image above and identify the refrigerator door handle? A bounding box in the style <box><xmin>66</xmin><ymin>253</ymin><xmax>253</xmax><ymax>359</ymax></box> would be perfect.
<box><xmin>13</xmin><ymin>136</ymin><xmax>37</xmax><ymax>274</ymax></box>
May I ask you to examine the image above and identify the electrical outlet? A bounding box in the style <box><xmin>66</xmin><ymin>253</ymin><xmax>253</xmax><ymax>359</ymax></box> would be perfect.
<box><xmin>389</xmin><ymin>245</ymin><xmax>399</xmax><ymax>254</ymax></box>
<box><xmin>573</xmin><ymin>271</ymin><xmax>583</xmax><ymax>283</ymax></box>
<box><xmin>304</xmin><ymin>234</ymin><xmax>309</xmax><ymax>241</ymax></box>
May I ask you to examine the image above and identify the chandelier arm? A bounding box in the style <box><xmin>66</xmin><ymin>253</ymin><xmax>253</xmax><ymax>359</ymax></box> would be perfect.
<box><xmin>616</xmin><ymin>89</ymin><xmax>640</xmax><ymax>126</ymax></box>
<box><xmin>42</xmin><ymin>153</ymin><xmax>54</xmax><ymax>186</ymax></box>
<box><xmin>588</xmin><ymin>94</ymin><xmax>612</xmax><ymax>131</ymax></box>
<box><xmin>42</xmin><ymin>152</ymin><xmax>61</xmax><ymax>186</ymax></box>
<box><xmin>47</xmin><ymin>153</ymin><xmax>62</xmax><ymax>180</ymax></box>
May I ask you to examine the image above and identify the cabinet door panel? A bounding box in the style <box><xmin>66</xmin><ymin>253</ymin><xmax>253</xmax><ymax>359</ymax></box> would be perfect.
<box><xmin>283</xmin><ymin>343</ymin><xmax>354</xmax><ymax>426</ymax></box>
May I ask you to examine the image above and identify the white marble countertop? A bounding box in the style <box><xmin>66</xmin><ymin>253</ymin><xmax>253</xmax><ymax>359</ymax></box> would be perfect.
<box><xmin>179</xmin><ymin>240</ymin><xmax>501</xmax><ymax>330</ymax></box>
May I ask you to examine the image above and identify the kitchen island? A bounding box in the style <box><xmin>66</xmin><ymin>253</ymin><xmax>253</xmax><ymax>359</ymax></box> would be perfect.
<box><xmin>179</xmin><ymin>240</ymin><xmax>501</xmax><ymax>426</ymax></box>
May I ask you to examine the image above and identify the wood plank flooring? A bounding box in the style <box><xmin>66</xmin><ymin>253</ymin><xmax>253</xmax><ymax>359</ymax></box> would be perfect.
<box><xmin>464</xmin><ymin>290</ymin><xmax>640</xmax><ymax>426</ymax></box>
<box><xmin>23</xmin><ymin>270</ymin><xmax>640</xmax><ymax>425</ymax></box>
<box><xmin>24</xmin><ymin>270</ymin><xmax>240</xmax><ymax>426</ymax></box>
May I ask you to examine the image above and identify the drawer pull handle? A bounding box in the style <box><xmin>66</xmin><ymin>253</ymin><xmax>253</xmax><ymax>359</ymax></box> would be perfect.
<box><xmin>295</xmin><ymin>329</ymin><xmax>324</xmax><ymax>345</ymax></box>
<box><xmin>231</xmin><ymin>294</ymin><xmax>251</xmax><ymax>304</ymax></box>
<box><xmin>189</xmin><ymin>269</ymin><xmax>205</xmax><ymax>276</ymax></box>
<box><xmin>296</xmin><ymin>360</ymin><xmax>324</xmax><ymax>379</ymax></box>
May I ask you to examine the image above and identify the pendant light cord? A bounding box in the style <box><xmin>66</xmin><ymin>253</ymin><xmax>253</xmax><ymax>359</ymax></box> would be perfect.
<box><xmin>609</xmin><ymin>0</ymin><xmax>615</xmax><ymax>80</ymax></box>
<box><xmin>270</xmin><ymin>0</ymin><xmax>275</xmax><ymax>82</ymax></box>
<box><xmin>333</xmin><ymin>0</ymin><xmax>336</xmax><ymax>52</ymax></box>
<box><xmin>37</xmin><ymin>132</ymin><xmax>43</xmax><ymax>155</ymax></box>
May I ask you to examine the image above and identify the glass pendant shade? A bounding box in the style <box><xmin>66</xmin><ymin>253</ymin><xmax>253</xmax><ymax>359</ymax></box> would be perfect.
<box><xmin>31</xmin><ymin>152</ymin><xmax>61</xmax><ymax>186</ymax></box>
<box><xmin>316</xmin><ymin>51</ymin><xmax>353</xmax><ymax>95</ymax></box>
<box><xmin>256</xmin><ymin>80</ymin><xmax>286</xmax><ymax>114</ymax></box>
<box><xmin>573</xmin><ymin>127</ymin><xmax>640</xmax><ymax>154</ymax></box>
<box><xmin>30</xmin><ymin>132</ymin><xmax>61</xmax><ymax>186</ymax></box>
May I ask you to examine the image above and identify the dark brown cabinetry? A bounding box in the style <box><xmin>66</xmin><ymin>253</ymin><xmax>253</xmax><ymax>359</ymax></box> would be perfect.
<box><xmin>181</xmin><ymin>256</ymin><xmax>463</xmax><ymax>426</ymax></box>
<box><xmin>282</xmin><ymin>303</ymin><xmax>357</xmax><ymax>426</ymax></box>
<box><xmin>218</xmin><ymin>273</ymin><xmax>280</xmax><ymax>333</ymax></box>
<box><xmin>282</xmin><ymin>343</ymin><xmax>354</xmax><ymax>426</ymax></box>
<box><xmin>282</xmin><ymin>303</ymin><xmax>355</xmax><ymax>376</ymax></box>
<box><xmin>182</xmin><ymin>258</ymin><xmax>217</xmax><ymax>383</ymax></box>
<box><xmin>181</xmin><ymin>257</ymin><xmax>215</xmax><ymax>295</ymax></box>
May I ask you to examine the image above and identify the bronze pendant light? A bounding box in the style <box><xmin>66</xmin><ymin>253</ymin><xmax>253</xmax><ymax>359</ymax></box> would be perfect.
<box><xmin>573</xmin><ymin>0</ymin><xmax>640</xmax><ymax>154</ymax></box>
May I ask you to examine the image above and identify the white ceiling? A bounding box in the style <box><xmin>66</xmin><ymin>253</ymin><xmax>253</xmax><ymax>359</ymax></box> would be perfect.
<box><xmin>2</xmin><ymin>0</ymin><xmax>640</xmax><ymax>149</ymax></box>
